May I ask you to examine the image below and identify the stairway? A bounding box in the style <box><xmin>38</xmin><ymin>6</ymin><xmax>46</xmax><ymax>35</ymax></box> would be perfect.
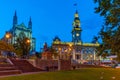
<box><xmin>10</xmin><ymin>59</ymin><xmax>43</xmax><ymax>73</ymax></box>
<box><xmin>0</xmin><ymin>64</ymin><xmax>22</xmax><ymax>76</ymax></box>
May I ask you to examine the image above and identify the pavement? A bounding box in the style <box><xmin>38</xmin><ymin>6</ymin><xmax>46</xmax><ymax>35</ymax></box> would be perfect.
<box><xmin>0</xmin><ymin>71</ymin><xmax>47</xmax><ymax>78</ymax></box>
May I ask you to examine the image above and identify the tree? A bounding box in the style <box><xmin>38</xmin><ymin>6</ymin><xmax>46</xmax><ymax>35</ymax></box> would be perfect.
<box><xmin>0</xmin><ymin>40</ymin><xmax>15</xmax><ymax>52</ymax></box>
<box><xmin>94</xmin><ymin>0</ymin><xmax>120</xmax><ymax>27</ymax></box>
<box><xmin>94</xmin><ymin>0</ymin><xmax>120</xmax><ymax>61</ymax></box>
<box><xmin>92</xmin><ymin>36</ymin><xmax>99</xmax><ymax>43</ymax></box>
<box><xmin>35</xmin><ymin>52</ymin><xmax>42</xmax><ymax>58</ymax></box>
<box><xmin>14</xmin><ymin>36</ymin><xmax>31</xmax><ymax>58</ymax></box>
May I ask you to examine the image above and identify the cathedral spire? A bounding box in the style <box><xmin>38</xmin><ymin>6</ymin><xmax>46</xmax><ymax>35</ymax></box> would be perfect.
<box><xmin>15</xmin><ymin>10</ymin><xmax>17</xmax><ymax>16</ymax></box>
<box><xmin>13</xmin><ymin>10</ymin><xmax>18</xmax><ymax>26</ymax></box>
<box><xmin>28</xmin><ymin>16</ymin><xmax>32</xmax><ymax>29</ymax></box>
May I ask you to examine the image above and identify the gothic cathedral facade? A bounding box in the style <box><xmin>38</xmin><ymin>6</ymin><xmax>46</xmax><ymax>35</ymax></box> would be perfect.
<box><xmin>7</xmin><ymin>11</ymin><xmax>35</xmax><ymax>52</ymax></box>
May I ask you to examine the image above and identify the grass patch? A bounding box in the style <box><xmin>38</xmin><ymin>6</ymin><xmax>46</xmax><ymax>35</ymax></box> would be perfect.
<box><xmin>0</xmin><ymin>68</ymin><xmax>120</xmax><ymax>80</ymax></box>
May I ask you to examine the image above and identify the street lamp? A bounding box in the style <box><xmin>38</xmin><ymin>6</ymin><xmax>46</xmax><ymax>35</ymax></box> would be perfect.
<box><xmin>25</xmin><ymin>38</ymin><xmax>31</xmax><ymax>59</ymax></box>
<box><xmin>5</xmin><ymin>34</ymin><xmax>10</xmax><ymax>39</ymax></box>
<box><xmin>25</xmin><ymin>38</ymin><xmax>31</xmax><ymax>46</ymax></box>
<box><xmin>26</xmin><ymin>39</ymin><xmax>30</xmax><ymax>44</ymax></box>
<box><xmin>5</xmin><ymin>32</ymin><xmax>12</xmax><ymax>44</ymax></box>
<box><xmin>5</xmin><ymin>32</ymin><xmax>12</xmax><ymax>58</ymax></box>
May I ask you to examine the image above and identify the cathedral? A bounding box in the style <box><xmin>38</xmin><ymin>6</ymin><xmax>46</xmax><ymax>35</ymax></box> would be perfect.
<box><xmin>4</xmin><ymin>11</ymin><xmax>36</xmax><ymax>52</ymax></box>
<box><xmin>52</xmin><ymin>10</ymin><xmax>100</xmax><ymax>63</ymax></box>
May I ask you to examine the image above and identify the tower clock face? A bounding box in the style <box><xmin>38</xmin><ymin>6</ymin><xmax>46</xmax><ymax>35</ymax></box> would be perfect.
<box><xmin>76</xmin><ymin>33</ymin><xmax>79</xmax><ymax>36</ymax></box>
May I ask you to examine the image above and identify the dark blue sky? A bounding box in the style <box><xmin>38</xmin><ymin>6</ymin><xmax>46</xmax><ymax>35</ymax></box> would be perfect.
<box><xmin>0</xmin><ymin>0</ymin><xmax>103</xmax><ymax>51</ymax></box>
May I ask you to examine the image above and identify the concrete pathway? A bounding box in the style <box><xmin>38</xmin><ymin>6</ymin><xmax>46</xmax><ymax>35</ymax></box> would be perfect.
<box><xmin>0</xmin><ymin>71</ymin><xmax>47</xmax><ymax>78</ymax></box>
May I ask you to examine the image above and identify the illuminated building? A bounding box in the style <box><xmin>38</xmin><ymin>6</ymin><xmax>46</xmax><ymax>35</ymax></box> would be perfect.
<box><xmin>52</xmin><ymin>10</ymin><xmax>100</xmax><ymax>63</ymax></box>
<box><xmin>3</xmin><ymin>11</ymin><xmax>36</xmax><ymax>52</ymax></box>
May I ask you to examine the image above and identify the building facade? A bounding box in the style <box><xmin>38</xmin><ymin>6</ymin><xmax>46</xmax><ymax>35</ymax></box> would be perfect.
<box><xmin>52</xmin><ymin>10</ymin><xmax>100</xmax><ymax>63</ymax></box>
<box><xmin>3</xmin><ymin>11</ymin><xmax>36</xmax><ymax>52</ymax></box>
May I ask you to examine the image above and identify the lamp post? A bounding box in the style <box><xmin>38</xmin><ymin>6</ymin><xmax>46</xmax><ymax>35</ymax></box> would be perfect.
<box><xmin>26</xmin><ymin>38</ymin><xmax>30</xmax><ymax>58</ymax></box>
<box><xmin>5</xmin><ymin>32</ymin><xmax>12</xmax><ymax>44</ymax></box>
<box><xmin>5</xmin><ymin>32</ymin><xmax>12</xmax><ymax>57</ymax></box>
<box><xmin>26</xmin><ymin>39</ymin><xmax>30</xmax><ymax>44</ymax></box>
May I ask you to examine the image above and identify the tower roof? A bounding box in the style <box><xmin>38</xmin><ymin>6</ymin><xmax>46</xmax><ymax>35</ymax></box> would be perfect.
<box><xmin>29</xmin><ymin>16</ymin><xmax>32</xmax><ymax>22</ymax></box>
<box><xmin>72</xmin><ymin>10</ymin><xmax>81</xmax><ymax>28</ymax></box>
<box><xmin>53</xmin><ymin>36</ymin><xmax>61</xmax><ymax>42</ymax></box>
<box><xmin>13</xmin><ymin>10</ymin><xmax>18</xmax><ymax>26</ymax></box>
<box><xmin>28</xmin><ymin>16</ymin><xmax>32</xmax><ymax>29</ymax></box>
<box><xmin>14</xmin><ymin>10</ymin><xmax>17</xmax><ymax>16</ymax></box>
<box><xmin>75</xmin><ymin>10</ymin><xmax>79</xmax><ymax>17</ymax></box>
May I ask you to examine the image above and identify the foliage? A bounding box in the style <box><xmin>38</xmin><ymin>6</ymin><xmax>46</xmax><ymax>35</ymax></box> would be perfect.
<box><xmin>0</xmin><ymin>40</ymin><xmax>15</xmax><ymax>52</ymax></box>
<box><xmin>91</xmin><ymin>36</ymin><xmax>99</xmax><ymax>43</ymax></box>
<box><xmin>14</xmin><ymin>36</ymin><xmax>31</xmax><ymax>58</ymax></box>
<box><xmin>94</xmin><ymin>0</ymin><xmax>120</xmax><ymax>61</ymax></box>
<box><xmin>35</xmin><ymin>52</ymin><xmax>42</xmax><ymax>58</ymax></box>
<box><xmin>94</xmin><ymin>0</ymin><xmax>120</xmax><ymax>27</ymax></box>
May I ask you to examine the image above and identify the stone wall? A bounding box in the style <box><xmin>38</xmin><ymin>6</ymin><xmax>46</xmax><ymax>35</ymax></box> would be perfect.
<box><xmin>36</xmin><ymin>59</ymin><xmax>58</xmax><ymax>71</ymax></box>
<box><xmin>59</xmin><ymin>59</ymin><xmax>71</xmax><ymax>70</ymax></box>
<box><xmin>36</xmin><ymin>59</ymin><xmax>71</xmax><ymax>71</ymax></box>
<box><xmin>27</xmin><ymin>59</ymin><xmax>36</xmax><ymax>67</ymax></box>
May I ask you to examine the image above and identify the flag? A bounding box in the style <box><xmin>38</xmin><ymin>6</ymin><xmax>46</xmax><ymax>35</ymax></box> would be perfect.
<box><xmin>74</xmin><ymin>3</ymin><xmax>77</xmax><ymax>6</ymax></box>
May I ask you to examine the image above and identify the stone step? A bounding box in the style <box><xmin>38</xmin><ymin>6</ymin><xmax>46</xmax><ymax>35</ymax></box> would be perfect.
<box><xmin>0</xmin><ymin>64</ymin><xmax>14</xmax><ymax>67</ymax></box>
<box><xmin>0</xmin><ymin>70</ymin><xmax>22</xmax><ymax>76</ymax></box>
<box><xmin>0</xmin><ymin>67</ymin><xmax>17</xmax><ymax>71</ymax></box>
<box><xmin>10</xmin><ymin>59</ymin><xmax>43</xmax><ymax>73</ymax></box>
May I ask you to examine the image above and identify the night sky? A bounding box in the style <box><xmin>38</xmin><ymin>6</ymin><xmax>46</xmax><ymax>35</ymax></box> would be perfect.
<box><xmin>0</xmin><ymin>0</ymin><xmax>104</xmax><ymax>51</ymax></box>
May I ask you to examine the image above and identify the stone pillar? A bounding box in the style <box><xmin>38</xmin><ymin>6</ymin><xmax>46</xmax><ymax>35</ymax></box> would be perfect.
<box><xmin>93</xmin><ymin>49</ymin><xmax>96</xmax><ymax>60</ymax></box>
<box><xmin>58</xmin><ymin>59</ymin><xmax>61</xmax><ymax>71</ymax></box>
<box><xmin>81</xmin><ymin>49</ymin><xmax>83</xmax><ymax>60</ymax></box>
<box><xmin>72</xmin><ymin>49</ymin><xmax>76</xmax><ymax>60</ymax></box>
<box><xmin>58</xmin><ymin>59</ymin><xmax>71</xmax><ymax>70</ymax></box>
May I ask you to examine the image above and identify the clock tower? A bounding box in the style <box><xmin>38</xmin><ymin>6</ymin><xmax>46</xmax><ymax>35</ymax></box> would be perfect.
<box><xmin>72</xmin><ymin>10</ymin><xmax>82</xmax><ymax>43</ymax></box>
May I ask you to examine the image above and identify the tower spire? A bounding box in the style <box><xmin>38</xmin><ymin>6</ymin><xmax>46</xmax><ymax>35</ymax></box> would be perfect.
<box><xmin>73</xmin><ymin>10</ymin><xmax>80</xmax><ymax>28</ymax></box>
<box><xmin>73</xmin><ymin>2</ymin><xmax>80</xmax><ymax>28</ymax></box>
<box><xmin>71</xmin><ymin>4</ymin><xmax>82</xmax><ymax>43</ymax></box>
<box><xmin>28</xmin><ymin>16</ymin><xmax>32</xmax><ymax>29</ymax></box>
<box><xmin>13</xmin><ymin>10</ymin><xmax>18</xmax><ymax>26</ymax></box>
